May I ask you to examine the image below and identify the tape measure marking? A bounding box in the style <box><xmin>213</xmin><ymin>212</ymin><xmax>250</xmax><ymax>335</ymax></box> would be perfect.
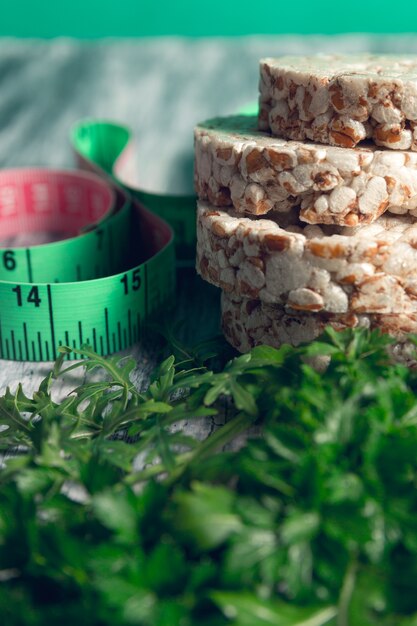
<box><xmin>0</xmin><ymin>118</ymin><xmax>197</xmax><ymax>362</ymax></box>
<box><xmin>0</xmin><ymin>169</ymin><xmax>113</xmax><ymax>239</ymax></box>
<box><xmin>0</xmin><ymin>244</ymin><xmax>175</xmax><ymax>361</ymax></box>
<box><xmin>0</xmin><ymin>178</ymin><xmax>175</xmax><ymax>361</ymax></box>
<box><xmin>0</xmin><ymin>169</ymin><xmax>133</xmax><ymax>285</ymax></box>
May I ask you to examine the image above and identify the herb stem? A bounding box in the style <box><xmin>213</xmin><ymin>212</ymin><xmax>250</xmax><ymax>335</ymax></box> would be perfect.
<box><xmin>125</xmin><ymin>451</ymin><xmax>194</xmax><ymax>484</ymax></box>
<box><xmin>62</xmin><ymin>346</ymin><xmax>136</xmax><ymax>394</ymax></box>
<box><xmin>189</xmin><ymin>412</ymin><xmax>254</xmax><ymax>460</ymax></box>
<box><xmin>125</xmin><ymin>412</ymin><xmax>253</xmax><ymax>486</ymax></box>
<box><xmin>337</xmin><ymin>554</ymin><xmax>358</xmax><ymax>626</ymax></box>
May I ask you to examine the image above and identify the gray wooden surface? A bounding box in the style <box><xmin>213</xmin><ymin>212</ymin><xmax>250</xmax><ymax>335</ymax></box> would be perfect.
<box><xmin>1</xmin><ymin>34</ymin><xmax>417</xmax><ymax>400</ymax></box>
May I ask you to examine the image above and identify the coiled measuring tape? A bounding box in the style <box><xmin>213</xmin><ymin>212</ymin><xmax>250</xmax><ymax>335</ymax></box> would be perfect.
<box><xmin>72</xmin><ymin>120</ymin><xmax>196</xmax><ymax>265</ymax></box>
<box><xmin>0</xmin><ymin>121</ymin><xmax>196</xmax><ymax>362</ymax></box>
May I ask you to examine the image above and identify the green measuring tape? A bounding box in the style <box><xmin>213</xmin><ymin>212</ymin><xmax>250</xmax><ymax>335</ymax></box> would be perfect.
<box><xmin>72</xmin><ymin>120</ymin><xmax>197</xmax><ymax>265</ymax></box>
<box><xmin>0</xmin><ymin>121</ymin><xmax>196</xmax><ymax>362</ymax></box>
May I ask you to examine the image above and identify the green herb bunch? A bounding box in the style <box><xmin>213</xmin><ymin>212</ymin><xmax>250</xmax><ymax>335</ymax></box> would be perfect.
<box><xmin>1</xmin><ymin>329</ymin><xmax>417</xmax><ymax>626</ymax></box>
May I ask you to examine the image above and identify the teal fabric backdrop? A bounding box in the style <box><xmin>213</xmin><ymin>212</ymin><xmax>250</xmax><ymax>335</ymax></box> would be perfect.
<box><xmin>1</xmin><ymin>0</ymin><xmax>417</xmax><ymax>37</ymax></box>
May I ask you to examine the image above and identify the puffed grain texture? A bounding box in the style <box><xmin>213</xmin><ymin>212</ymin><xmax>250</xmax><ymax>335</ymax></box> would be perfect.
<box><xmin>197</xmin><ymin>201</ymin><xmax>417</xmax><ymax>314</ymax></box>
<box><xmin>221</xmin><ymin>291</ymin><xmax>417</xmax><ymax>356</ymax></box>
<box><xmin>195</xmin><ymin>115</ymin><xmax>417</xmax><ymax>226</ymax></box>
<box><xmin>259</xmin><ymin>55</ymin><xmax>417</xmax><ymax>151</ymax></box>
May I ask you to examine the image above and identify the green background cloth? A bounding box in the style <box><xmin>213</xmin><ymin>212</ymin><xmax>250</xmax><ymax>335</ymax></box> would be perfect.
<box><xmin>2</xmin><ymin>0</ymin><xmax>417</xmax><ymax>38</ymax></box>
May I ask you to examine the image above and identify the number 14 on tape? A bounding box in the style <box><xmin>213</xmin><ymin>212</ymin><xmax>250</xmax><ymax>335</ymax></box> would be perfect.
<box><xmin>0</xmin><ymin>263</ymin><xmax>169</xmax><ymax>361</ymax></box>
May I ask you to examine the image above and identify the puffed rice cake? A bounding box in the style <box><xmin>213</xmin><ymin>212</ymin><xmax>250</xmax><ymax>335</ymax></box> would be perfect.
<box><xmin>197</xmin><ymin>200</ymin><xmax>417</xmax><ymax>315</ymax></box>
<box><xmin>259</xmin><ymin>55</ymin><xmax>417</xmax><ymax>151</ymax></box>
<box><xmin>221</xmin><ymin>291</ymin><xmax>417</xmax><ymax>357</ymax></box>
<box><xmin>195</xmin><ymin>115</ymin><xmax>417</xmax><ymax>227</ymax></box>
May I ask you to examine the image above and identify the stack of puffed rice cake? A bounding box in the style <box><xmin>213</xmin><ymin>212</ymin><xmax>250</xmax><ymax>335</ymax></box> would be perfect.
<box><xmin>195</xmin><ymin>55</ymin><xmax>417</xmax><ymax>353</ymax></box>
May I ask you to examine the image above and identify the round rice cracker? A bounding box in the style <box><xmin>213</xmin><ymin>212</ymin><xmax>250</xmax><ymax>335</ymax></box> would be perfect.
<box><xmin>195</xmin><ymin>115</ymin><xmax>417</xmax><ymax>227</ymax></box>
<box><xmin>197</xmin><ymin>201</ymin><xmax>417</xmax><ymax>315</ymax></box>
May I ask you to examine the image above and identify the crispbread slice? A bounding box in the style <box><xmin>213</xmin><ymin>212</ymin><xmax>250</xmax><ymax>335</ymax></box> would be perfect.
<box><xmin>197</xmin><ymin>201</ymin><xmax>417</xmax><ymax>315</ymax></box>
<box><xmin>259</xmin><ymin>55</ymin><xmax>417</xmax><ymax>151</ymax></box>
<box><xmin>195</xmin><ymin>115</ymin><xmax>417</xmax><ymax>226</ymax></box>
<box><xmin>221</xmin><ymin>291</ymin><xmax>417</xmax><ymax>364</ymax></box>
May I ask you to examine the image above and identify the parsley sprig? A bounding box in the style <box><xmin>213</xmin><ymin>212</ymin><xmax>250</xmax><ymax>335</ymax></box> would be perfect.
<box><xmin>1</xmin><ymin>328</ymin><xmax>417</xmax><ymax>625</ymax></box>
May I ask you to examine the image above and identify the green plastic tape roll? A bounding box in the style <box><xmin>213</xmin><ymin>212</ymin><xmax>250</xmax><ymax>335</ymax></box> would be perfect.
<box><xmin>0</xmin><ymin>119</ymin><xmax>196</xmax><ymax>362</ymax></box>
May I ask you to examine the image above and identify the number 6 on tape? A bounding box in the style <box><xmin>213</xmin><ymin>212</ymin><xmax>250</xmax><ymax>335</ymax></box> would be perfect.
<box><xmin>0</xmin><ymin>168</ymin><xmax>175</xmax><ymax>361</ymax></box>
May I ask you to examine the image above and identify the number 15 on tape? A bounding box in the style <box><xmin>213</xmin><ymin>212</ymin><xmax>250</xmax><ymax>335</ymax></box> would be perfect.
<box><xmin>0</xmin><ymin>260</ymin><xmax>172</xmax><ymax>361</ymax></box>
